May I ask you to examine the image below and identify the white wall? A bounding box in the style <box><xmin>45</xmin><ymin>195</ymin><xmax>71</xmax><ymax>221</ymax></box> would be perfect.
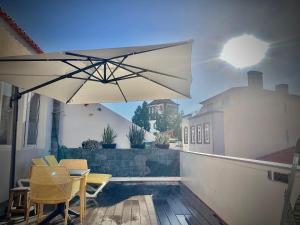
<box><xmin>0</xmin><ymin>94</ymin><xmax>53</xmax><ymax>202</ymax></box>
<box><xmin>180</xmin><ymin>150</ymin><xmax>300</xmax><ymax>225</ymax></box>
<box><xmin>224</xmin><ymin>89</ymin><xmax>300</xmax><ymax>158</ymax></box>
<box><xmin>59</xmin><ymin>103</ymin><xmax>155</xmax><ymax>148</ymax></box>
<box><xmin>182</xmin><ymin>112</ymin><xmax>225</xmax><ymax>155</ymax></box>
<box><xmin>0</xmin><ymin>16</ymin><xmax>52</xmax><ymax>202</ymax></box>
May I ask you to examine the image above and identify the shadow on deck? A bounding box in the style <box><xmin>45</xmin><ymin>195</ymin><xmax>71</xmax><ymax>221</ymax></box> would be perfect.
<box><xmin>2</xmin><ymin>182</ymin><xmax>225</xmax><ymax>225</ymax></box>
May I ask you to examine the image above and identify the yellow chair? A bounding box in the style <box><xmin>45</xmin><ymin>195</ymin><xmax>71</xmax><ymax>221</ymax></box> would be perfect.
<box><xmin>32</xmin><ymin>158</ymin><xmax>47</xmax><ymax>165</ymax></box>
<box><xmin>44</xmin><ymin>155</ymin><xmax>59</xmax><ymax>166</ymax></box>
<box><xmin>59</xmin><ymin>159</ymin><xmax>112</xmax><ymax>198</ymax></box>
<box><xmin>26</xmin><ymin>165</ymin><xmax>81</xmax><ymax>225</ymax></box>
<box><xmin>45</xmin><ymin>156</ymin><xmax>112</xmax><ymax>198</ymax></box>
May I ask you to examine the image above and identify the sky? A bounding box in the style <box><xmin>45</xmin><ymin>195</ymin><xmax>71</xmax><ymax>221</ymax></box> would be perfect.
<box><xmin>1</xmin><ymin>0</ymin><xmax>300</xmax><ymax>120</ymax></box>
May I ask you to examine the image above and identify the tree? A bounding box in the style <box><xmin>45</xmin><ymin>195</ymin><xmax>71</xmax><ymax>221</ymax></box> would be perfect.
<box><xmin>132</xmin><ymin>101</ymin><xmax>150</xmax><ymax>131</ymax></box>
<box><xmin>155</xmin><ymin>108</ymin><xmax>183</xmax><ymax>140</ymax></box>
<box><xmin>155</xmin><ymin>107</ymin><xmax>175</xmax><ymax>132</ymax></box>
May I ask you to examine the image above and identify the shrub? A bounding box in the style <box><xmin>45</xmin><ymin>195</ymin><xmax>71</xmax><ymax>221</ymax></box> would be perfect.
<box><xmin>81</xmin><ymin>139</ymin><xmax>101</xmax><ymax>150</ymax></box>
<box><xmin>155</xmin><ymin>133</ymin><xmax>170</xmax><ymax>145</ymax></box>
<box><xmin>127</xmin><ymin>124</ymin><xmax>145</xmax><ymax>145</ymax></box>
<box><xmin>102</xmin><ymin>125</ymin><xmax>117</xmax><ymax>144</ymax></box>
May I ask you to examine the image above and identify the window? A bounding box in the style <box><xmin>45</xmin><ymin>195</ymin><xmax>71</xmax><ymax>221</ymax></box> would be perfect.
<box><xmin>0</xmin><ymin>83</ymin><xmax>12</xmax><ymax>145</ymax></box>
<box><xmin>184</xmin><ymin>127</ymin><xmax>188</xmax><ymax>144</ymax></box>
<box><xmin>204</xmin><ymin>122</ymin><xmax>210</xmax><ymax>144</ymax></box>
<box><xmin>190</xmin><ymin>126</ymin><xmax>195</xmax><ymax>144</ymax></box>
<box><xmin>197</xmin><ymin>124</ymin><xmax>202</xmax><ymax>144</ymax></box>
<box><xmin>25</xmin><ymin>93</ymin><xmax>40</xmax><ymax>146</ymax></box>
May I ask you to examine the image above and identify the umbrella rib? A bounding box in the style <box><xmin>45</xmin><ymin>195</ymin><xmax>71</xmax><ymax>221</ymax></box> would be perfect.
<box><xmin>106</xmin><ymin>56</ymin><xmax>127</xmax><ymax>81</ymax></box>
<box><xmin>19</xmin><ymin>60</ymin><xmax>105</xmax><ymax>96</ymax></box>
<box><xmin>107</xmin><ymin>63</ymin><xmax>127</xmax><ymax>102</ymax></box>
<box><xmin>109</xmin><ymin>60</ymin><xmax>187</xmax><ymax>80</ymax></box>
<box><xmin>111</xmin><ymin>63</ymin><xmax>190</xmax><ymax>98</ymax></box>
<box><xmin>88</xmin><ymin>59</ymin><xmax>104</xmax><ymax>80</ymax></box>
<box><xmin>62</xmin><ymin>60</ymin><xmax>103</xmax><ymax>82</ymax></box>
<box><xmin>107</xmin><ymin>40</ymin><xmax>192</xmax><ymax>61</ymax></box>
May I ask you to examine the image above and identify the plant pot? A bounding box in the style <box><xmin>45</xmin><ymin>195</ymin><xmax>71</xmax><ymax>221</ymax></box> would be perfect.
<box><xmin>155</xmin><ymin>144</ymin><xmax>170</xmax><ymax>149</ymax></box>
<box><xmin>102</xmin><ymin>143</ymin><xmax>116</xmax><ymax>149</ymax></box>
<box><xmin>131</xmin><ymin>144</ymin><xmax>145</xmax><ymax>149</ymax></box>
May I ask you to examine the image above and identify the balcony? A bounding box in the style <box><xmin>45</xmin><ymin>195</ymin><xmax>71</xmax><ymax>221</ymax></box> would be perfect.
<box><xmin>1</xmin><ymin>148</ymin><xmax>300</xmax><ymax>225</ymax></box>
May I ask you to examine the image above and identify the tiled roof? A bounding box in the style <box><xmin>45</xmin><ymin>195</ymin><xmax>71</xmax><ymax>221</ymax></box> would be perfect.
<box><xmin>0</xmin><ymin>7</ymin><xmax>43</xmax><ymax>54</ymax></box>
<box><xmin>257</xmin><ymin>146</ymin><xmax>299</xmax><ymax>165</ymax></box>
<box><xmin>148</xmin><ymin>99</ymin><xmax>178</xmax><ymax>106</ymax></box>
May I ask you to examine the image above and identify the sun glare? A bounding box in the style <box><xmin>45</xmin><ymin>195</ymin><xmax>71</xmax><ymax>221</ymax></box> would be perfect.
<box><xmin>220</xmin><ymin>34</ymin><xmax>269</xmax><ymax>68</ymax></box>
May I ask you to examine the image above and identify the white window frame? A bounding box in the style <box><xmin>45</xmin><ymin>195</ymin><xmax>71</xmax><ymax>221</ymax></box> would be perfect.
<box><xmin>204</xmin><ymin>122</ymin><xmax>210</xmax><ymax>144</ymax></box>
<box><xmin>23</xmin><ymin>93</ymin><xmax>40</xmax><ymax>149</ymax></box>
<box><xmin>0</xmin><ymin>82</ymin><xmax>13</xmax><ymax>148</ymax></box>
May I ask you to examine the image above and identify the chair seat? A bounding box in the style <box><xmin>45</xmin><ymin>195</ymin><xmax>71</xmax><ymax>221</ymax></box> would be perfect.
<box><xmin>87</xmin><ymin>173</ymin><xmax>111</xmax><ymax>184</ymax></box>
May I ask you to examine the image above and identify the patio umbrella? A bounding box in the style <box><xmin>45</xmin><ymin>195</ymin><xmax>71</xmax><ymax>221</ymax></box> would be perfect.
<box><xmin>0</xmin><ymin>40</ymin><xmax>192</xmax><ymax>103</ymax></box>
<box><xmin>0</xmin><ymin>40</ymin><xmax>192</xmax><ymax>188</ymax></box>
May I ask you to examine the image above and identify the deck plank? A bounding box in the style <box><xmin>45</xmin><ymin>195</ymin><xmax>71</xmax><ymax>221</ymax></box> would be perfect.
<box><xmin>180</xmin><ymin>186</ymin><xmax>221</xmax><ymax>225</ymax></box>
<box><xmin>159</xmin><ymin>200</ymin><xmax>181</xmax><ymax>225</ymax></box>
<box><xmin>100</xmin><ymin>204</ymin><xmax>116</xmax><ymax>225</ymax></box>
<box><xmin>175</xmin><ymin>215</ymin><xmax>189</xmax><ymax>225</ymax></box>
<box><xmin>137</xmin><ymin>196</ymin><xmax>152</xmax><ymax>225</ymax></box>
<box><xmin>145</xmin><ymin>195</ymin><xmax>159</xmax><ymax>225</ymax></box>
<box><xmin>122</xmin><ymin>200</ymin><xmax>133</xmax><ymax>225</ymax></box>
<box><xmin>131</xmin><ymin>200</ymin><xmax>141</xmax><ymax>225</ymax></box>
<box><xmin>154</xmin><ymin>200</ymin><xmax>171</xmax><ymax>225</ymax></box>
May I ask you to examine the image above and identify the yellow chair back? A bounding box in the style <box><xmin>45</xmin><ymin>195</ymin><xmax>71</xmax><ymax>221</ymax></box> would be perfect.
<box><xmin>32</xmin><ymin>158</ymin><xmax>47</xmax><ymax>166</ymax></box>
<box><xmin>29</xmin><ymin>165</ymin><xmax>73</xmax><ymax>203</ymax></box>
<box><xmin>59</xmin><ymin>159</ymin><xmax>88</xmax><ymax>170</ymax></box>
<box><xmin>44</xmin><ymin>155</ymin><xmax>59</xmax><ymax>166</ymax></box>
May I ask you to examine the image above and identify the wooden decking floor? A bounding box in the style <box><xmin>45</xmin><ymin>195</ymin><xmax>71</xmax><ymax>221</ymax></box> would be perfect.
<box><xmin>2</xmin><ymin>182</ymin><xmax>225</xmax><ymax>225</ymax></box>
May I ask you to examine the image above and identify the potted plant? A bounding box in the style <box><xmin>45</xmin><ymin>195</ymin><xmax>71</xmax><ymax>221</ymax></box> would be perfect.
<box><xmin>155</xmin><ymin>133</ymin><xmax>170</xmax><ymax>149</ymax></box>
<box><xmin>81</xmin><ymin>139</ymin><xmax>101</xmax><ymax>150</ymax></box>
<box><xmin>127</xmin><ymin>124</ymin><xmax>146</xmax><ymax>149</ymax></box>
<box><xmin>101</xmin><ymin>125</ymin><xmax>117</xmax><ymax>149</ymax></box>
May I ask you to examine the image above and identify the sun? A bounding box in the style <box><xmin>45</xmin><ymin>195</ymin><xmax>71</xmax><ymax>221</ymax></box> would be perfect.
<box><xmin>220</xmin><ymin>34</ymin><xmax>269</xmax><ymax>68</ymax></box>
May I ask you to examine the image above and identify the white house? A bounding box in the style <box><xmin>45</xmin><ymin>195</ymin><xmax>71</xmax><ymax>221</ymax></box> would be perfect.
<box><xmin>56</xmin><ymin>103</ymin><xmax>155</xmax><ymax>148</ymax></box>
<box><xmin>0</xmin><ymin>9</ymin><xmax>155</xmax><ymax>204</ymax></box>
<box><xmin>182</xmin><ymin>70</ymin><xmax>300</xmax><ymax>159</ymax></box>
<box><xmin>0</xmin><ymin>8</ymin><xmax>53</xmax><ymax>202</ymax></box>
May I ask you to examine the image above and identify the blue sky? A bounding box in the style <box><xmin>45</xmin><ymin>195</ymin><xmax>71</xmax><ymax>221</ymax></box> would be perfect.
<box><xmin>1</xmin><ymin>0</ymin><xmax>300</xmax><ymax>120</ymax></box>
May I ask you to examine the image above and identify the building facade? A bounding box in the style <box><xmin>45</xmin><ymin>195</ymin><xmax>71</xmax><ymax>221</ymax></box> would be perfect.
<box><xmin>0</xmin><ymin>8</ymin><xmax>52</xmax><ymax>202</ymax></box>
<box><xmin>147</xmin><ymin>99</ymin><xmax>178</xmax><ymax>133</ymax></box>
<box><xmin>56</xmin><ymin>103</ymin><xmax>155</xmax><ymax>148</ymax></box>
<box><xmin>182</xmin><ymin>71</ymin><xmax>300</xmax><ymax>159</ymax></box>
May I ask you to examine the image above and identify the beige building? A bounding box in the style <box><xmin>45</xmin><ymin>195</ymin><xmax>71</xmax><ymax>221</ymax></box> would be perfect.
<box><xmin>182</xmin><ymin>70</ymin><xmax>300</xmax><ymax>159</ymax></box>
<box><xmin>0</xmin><ymin>8</ymin><xmax>53</xmax><ymax>202</ymax></box>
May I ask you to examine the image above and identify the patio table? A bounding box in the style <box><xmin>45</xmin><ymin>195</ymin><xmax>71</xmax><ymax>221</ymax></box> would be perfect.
<box><xmin>38</xmin><ymin>169</ymin><xmax>90</xmax><ymax>225</ymax></box>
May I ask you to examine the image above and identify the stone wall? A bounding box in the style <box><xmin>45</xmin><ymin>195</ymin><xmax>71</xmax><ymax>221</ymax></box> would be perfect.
<box><xmin>59</xmin><ymin>148</ymin><xmax>180</xmax><ymax>177</ymax></box>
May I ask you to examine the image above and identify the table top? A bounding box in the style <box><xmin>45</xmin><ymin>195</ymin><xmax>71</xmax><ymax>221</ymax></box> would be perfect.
<box><xmin>69</xmin><ymin>169</ymin><xmax>90</xmax><ymax>176</ymax></box>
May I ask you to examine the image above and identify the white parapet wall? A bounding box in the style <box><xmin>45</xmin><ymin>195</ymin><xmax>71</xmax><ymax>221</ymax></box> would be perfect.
<box><xmin>180</xmin><ymin>151</ymin><xmax>300</xmax><ymax>225</ymax></box>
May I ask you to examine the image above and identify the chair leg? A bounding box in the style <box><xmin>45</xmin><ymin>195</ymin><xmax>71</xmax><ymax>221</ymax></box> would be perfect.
<box><xmin>64</xmin><ymin>201</ymin><xmax>69</xmax><ymax>225</ymax></box>
<box><xmin>25</xmin><ymin>200</ymin><xmax>31</xmax><ymax>225</ymax></box>
<box><xmin>37</xmin><ymin>204</ymin><xmax>44</xmax><ymax>223</ymax></box>
<box><xmin>6</xmin><ymin>191</ymin><xmax>13</xmax><ymax>220</ymax></box>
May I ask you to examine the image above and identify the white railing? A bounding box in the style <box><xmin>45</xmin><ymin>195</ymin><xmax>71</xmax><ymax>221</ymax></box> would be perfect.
<box><xmin>180</xmin><ymin>150</ymin><xmax>300</xmax><ymax>225</ymax></box>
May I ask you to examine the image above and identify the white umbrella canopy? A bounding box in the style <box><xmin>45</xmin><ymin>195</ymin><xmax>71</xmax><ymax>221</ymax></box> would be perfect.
<box><xmin>0</xmin><ymin>40</ymin><xmax>192</xmax><ymax>103</ymax></box>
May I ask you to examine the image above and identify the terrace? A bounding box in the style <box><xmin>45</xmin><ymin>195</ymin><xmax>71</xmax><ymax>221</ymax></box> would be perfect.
<box><xmin>2</xmin><ymin>147</ymin><xmax>299</xmax><ymax>225</ymax></box>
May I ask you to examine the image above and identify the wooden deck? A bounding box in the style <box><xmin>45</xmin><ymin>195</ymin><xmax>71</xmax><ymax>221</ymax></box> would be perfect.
<box><xmin>2</xmin><ymin>182</ymin><xmax>225</xmax><ymax>225</ymax></box>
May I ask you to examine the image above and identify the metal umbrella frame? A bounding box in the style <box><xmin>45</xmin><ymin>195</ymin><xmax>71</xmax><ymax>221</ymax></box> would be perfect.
<box><xmin>0</xmin><ymin>40</ymin><xmax>193</xmax><ymax>188</ymax></box>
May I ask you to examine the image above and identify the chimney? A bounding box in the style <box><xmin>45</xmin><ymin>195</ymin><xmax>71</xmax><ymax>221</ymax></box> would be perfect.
<box><xmin>248</xmin><ymin>70</ymin><xmax>263</xmax><ymax>89</ymax></box>
<box><xmin>275</xmin><ymin>84</ymin><xmax>289</xmax><ymax>95</ymax></box>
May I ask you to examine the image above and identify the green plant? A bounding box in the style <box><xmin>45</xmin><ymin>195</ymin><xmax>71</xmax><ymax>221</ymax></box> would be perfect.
<box><xmin>127</xmin><ymin>124</ymin><xmax>145</xmax><ymax>145</ymax></box>
<box><xmin>102</xmin><ymin>125</ymin><xmax>117</xmax><ymax>144</ymax></box>
<box><xmin>81</xmin><ymin>139</ymin><xmax>101</xmax><ymax>150</ymax></box>
<box><xmin>155</xmin><ymin>133</ymin><xmax>170</xmax><ymax>145</ymax></box>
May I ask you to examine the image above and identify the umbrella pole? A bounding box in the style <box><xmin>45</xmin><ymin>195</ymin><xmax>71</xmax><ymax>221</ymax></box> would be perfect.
<box><xmin>9</xmin><ymin>86</ymin><xmax>20</xmax><ymax>189</ymax></box>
